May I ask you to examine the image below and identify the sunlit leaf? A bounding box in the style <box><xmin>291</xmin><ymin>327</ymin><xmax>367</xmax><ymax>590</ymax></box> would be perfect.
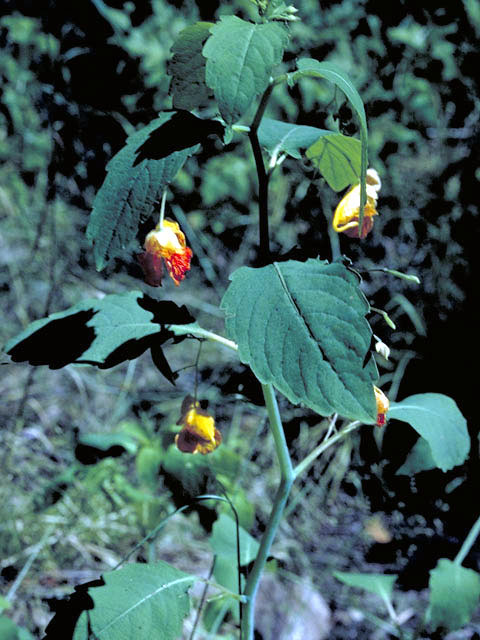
<box><xmin>221</xmin><ymin>259</ymin><xmax>378</xmax><ymax>423</ymax></box>
<box><xmin>168</xmin><ymin>21</ymin><xmax>214</xmax><ymax>110</ymax></box>
<box><xmin>203</xmin><ymin>16</ymin><xmax>288</xmax><ymax>124</ymax></box>
<box><xmin>211</xmin><ymin>513</ymin><xmax>259</xmax><ymax>566</ymax></box>
<box><xmin>427</xmin><ymin>559</ymin><xmax>480</xmax><ymax>631</ymax></box>
<box><xmin>87</xmin><ymin>113</ymin><xmax>199</xmax><ymax>270</ymax></box>
<box><xmin>306</xmin><ymin>132</ymin><xmax>361</xmax><ymax>191</ymax></box>
<box><xmin>388</xmin><ymin>394</ymin><xmax>469</xmax><ymax>472</ymax></box>
<box><xmin>257</xmin><ymin>117</ymin><xmax>330</xmax><ymax>160</ymax></box>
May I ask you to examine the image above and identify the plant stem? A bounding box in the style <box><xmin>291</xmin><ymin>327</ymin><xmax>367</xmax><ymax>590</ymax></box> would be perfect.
<box><xmin>454</xmin><ymin>512</ymin><xmax>480</xmax><ymax>566</ymax></box>
<box><xmin>241</xmin><ymin>383</ymin><xmax>294</xmax><ymax>640</ymax></box>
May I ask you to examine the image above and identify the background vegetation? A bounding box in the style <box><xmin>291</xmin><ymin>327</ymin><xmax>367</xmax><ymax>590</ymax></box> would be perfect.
<box><xmin>1</xmin><ymin>0</ymin><xmax>479</xmax><ymax>637</ymax></box>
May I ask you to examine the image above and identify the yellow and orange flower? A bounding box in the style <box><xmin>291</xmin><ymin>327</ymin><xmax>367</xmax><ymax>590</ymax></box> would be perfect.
<box><xmin>138</xmin><ymin>219</ymin><xmax>193</xmax><ymax>287</ymax></box>
<box><xmin>374</xmin><ymin>385</ymin><xmax>389</xmax><ymax>427</ymax></box>
<box><xmin>333</xmin><ymin>168</ymin><xmax>381</xmax><ymax>239</ymax></box>
<box><xmin>175</xmin><ymin>396</ymin><xmax>221</xmax><ymax>455</ymax></box>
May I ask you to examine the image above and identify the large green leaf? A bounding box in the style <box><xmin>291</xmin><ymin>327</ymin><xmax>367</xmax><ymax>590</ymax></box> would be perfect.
<box><xmin>334</xmin><ymin>571</ymin><xmax>397</xmax><ymax>603</ymax></box>
<box><xmin>221</xmin><ymin>259</ymin><xmax>378</xmax><ymax>423</ymax></box>
<box><xmin>427</xmin><ymin>559</ymin><xmax>480</xmax><ymax>632</ymax></box>
<box><xmin>306</xmin><ymin>132</ymin><xmax>362</xmax><ymax>191</ymax></box>
<box><xmin>87</xmin><ymin>113</ymin><xmax>199</xmax><ymax>270</ymax></box>
<box><xmin>168</xmin><ymin>22</ymin><xmax>214</xmax><ymax>110</ymax></box>
<box><xmin>5</xmin><ymin>292</ymin><xmax>193</xmax><ymax>377</ymax></box>
<box><xmin>44</xmin><ymin>562</ymin><xmax>194</xmax><ymax>640</ymax></box>
<box><xmin>203</xmin><ymin>16</ymin><xmax>288</xmax><ymax>124</ymax></box>
<box><xmin>388</xmin><ymin>393</ymin><xmax>469</xmax><ymax>472</ymax></box>
<box><xmin>257</xmin><ymin>117</ymin><xmax>331</xmax><ymax>160</ymax></box>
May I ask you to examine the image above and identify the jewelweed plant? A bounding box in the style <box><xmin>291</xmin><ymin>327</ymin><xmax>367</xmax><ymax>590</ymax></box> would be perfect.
<box><xmin>2</xmin><ymin>2</ymin><xmax>477</xmax><ymax>639</ymax></box>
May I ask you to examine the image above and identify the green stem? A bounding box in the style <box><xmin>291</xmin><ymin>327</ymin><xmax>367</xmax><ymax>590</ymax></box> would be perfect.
<box><xmin>454</xmin><ymin>512</ymin><xmax>480</xmax><ymax>566</ymax></box>
<box><xmin>293</xmin><ymin>420</ymin><xmax>361</xmax><ymax>479</ymax></box>
<box><xmin>241</xmin><ymin>383</ymin><xmax>294</xmax><ymax>640</ymax></box>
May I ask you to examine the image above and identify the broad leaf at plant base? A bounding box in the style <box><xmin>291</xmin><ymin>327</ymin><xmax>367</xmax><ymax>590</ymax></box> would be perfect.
<box><xmin>43</xmin><ymin>562</ymin><xmax>195</xmax><ymax>640</ymax></box>
<box><xmin>333</xmin><ymin>571</ymin><xmax>398</xmax><ymax>603</ymax></box>
<box><xmin>388</xmin><ymin>393</ymin><xmax>469</xmax><ymax>472</ymax></box>
<box><xmin>203</xmin><ymin>16</ymin><xmax>288</xmax><ymax>124</ymax></box>
<box><xmin>87</xmin><ymin>112</ymin><xmax>201</xmax><ymax>270</ymax></box>
<box><xmin>221</xmin><ymin>259</ymin><xmax>378</xmax><ymax>423</ymax></box>
<box><xmin>427</xmin><ymin>559</ymin><xmax>480</xmax><ymax>632</ymax></box>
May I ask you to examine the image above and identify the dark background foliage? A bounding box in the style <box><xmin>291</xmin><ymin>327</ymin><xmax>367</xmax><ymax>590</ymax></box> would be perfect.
<box><xmin>1</xmin><ymin>0</ymin><xmax>479</xmax><ymax>637</ymax></box>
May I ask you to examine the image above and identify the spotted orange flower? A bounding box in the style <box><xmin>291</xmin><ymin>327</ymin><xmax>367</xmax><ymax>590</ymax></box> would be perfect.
<box><xmin>175</xmin><ymin>396</ymin><xmax>221</xmax><ymax>455</ymax></box>
<box><xmin>138</xmin><ymin>219</ymin><xmax>193</xmax><ymax>287</ymax></box>
<box><xmin>333</xmin><ymin>169</ymin><xmax>381</xmax><ymax>239</ymax></box>
<box><xmin>374</xmin><ymin>385</ymin><xmax>389</xmax><ymax>427</ymax></box>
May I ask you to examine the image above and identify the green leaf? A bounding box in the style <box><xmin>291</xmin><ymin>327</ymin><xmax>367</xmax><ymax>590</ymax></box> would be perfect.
<box><xmin>211</xmin><ymin>513</ymin><xmax>259</xmax><ymax>565</ymax></box>
<box><xmin>0</xmin><ymin>616</ymin><xmax>34</xmax><ymax>640</ymax></box>
<box><xmin>0</xmin><ymin>597</ymin><xmax>10</xmax><ymax>613</ymax></box>
<box><xmin>5</xmin><ymin>292</ymin><xmax>194</xmax><ymax>374</ymax></box>
<box><xmin>257</xmin><ymin>117</ymin><xmax>331</xmax><ymax>160</ymax></box>
<box><xmin>136</xmin><ymin>446</ymin><xmax>163</xmax><ymax>486</ymax></box>
<box><xmin>203</xmin><ymin>16</ymin><xmax>288</xmax><ymax>124</ymax></box>
<box><xmin>292</xmin><ymin>59</ymin><xmax>367</xmax><ymax>132</ymax></box>
<box><xmin>64</xmin><ymin>563</ymin><xmax>194</xmax><ymax>640</ymax></box>
<box><xmin>168</xmin><ymin>22</ymin><xmax>214</xmax><ymax>110</ymax></box>
<box><xmin>427</xmin><ymin>559</ymin><xmax>480</xmax><ymax>631</ymax></box>
<box><xmin>87</xmin><ymin>113</ymin><xmax>199</xmax><ymax>270</ymax></box>
<box><xmin>306</xmin><ymin>133</ymin><xmax>362</xmax><ymax>191</ymax></box>
<box><xmin>396</xmin><ymin>437</ymin><xmax>437</xmax><ymax>476</ymax></box>
<box><xmin>78</xmin><ymin>432</ymin><xmax>139</xmax><ymax>455</ymax></box>
<box><xmin>388</xmin><ymin>394</ymin><xmax>470</xmax><ymax>472</ymax></box>
<box><xmin>221</xmin><ymin>259</ymin><xmax>378</xmax><ymax>423</ymax></box>
<box><xmin>334</xmin><ymin>571</ymin><xmax>397</xmax><ymax>603</ymax></box>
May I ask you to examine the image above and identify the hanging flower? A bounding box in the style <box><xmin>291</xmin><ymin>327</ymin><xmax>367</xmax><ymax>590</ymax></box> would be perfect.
<box><xmin>175</xmin><ymin>396</ymin><xmax>222</xmax><ymax>455</ymax></box>
<box><xmin>333</xmin><ymin>168</ymin><xmax>381</xmax><ymax>239</ymax></box>
<box><xmin>138</xmin><ymin>219</ymin><xmax>193</xmax><ymax>287</ymax></box>
<box><xmin>374</xmin><ymin>385</ymin><xmax>389</xmax><ymax>427</ymax></box>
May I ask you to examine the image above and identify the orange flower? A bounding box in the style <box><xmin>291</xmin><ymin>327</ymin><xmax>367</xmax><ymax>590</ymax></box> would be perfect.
<box><xmin>138</xmin><ymin>219</ymin><xmax>193</xmax><ymax>286</ymax></box>
<box><xmin>333</xmin><ymin>169</ymin><xmax>381</xmax><ymax>239</ymax></box>
<box><xmin>374</xmin><ymin>385</ymin><xmax>389</xmax><ymax>427</ymax></box>
<box><xmin>175</xmin><ymin>396</ymin><xmax>221</xmax><ymax>455</ymax></box>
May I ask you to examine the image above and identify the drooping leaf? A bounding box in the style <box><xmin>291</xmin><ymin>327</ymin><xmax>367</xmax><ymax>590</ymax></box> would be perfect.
<box><xmin>291</xmin><ymin>58</ymin><xmax>368</xmax><ymax>229</ymax></box>
<box><xmin>5</xmin><ymin>292</ymin><xmax>194</xmax><ymax>378</ymax></box>
<box><xmin>168</xmin><ymin>22</ymin><xmax>214</xmax><ymax>110</ymax></box>
<box><xmin>203</xmin><ymin>16</ymin><xmax>288</xmax><ymax>124</ymax></box>
<box><xmin>388</xmin><ymin>394</ymin><xmax>469</xmax><ymax>472</ymax></box>
<box><xmin>306</xmin><ymin>132</ymin><xmax>362</xmax><ymax>191</ymax></box>
<box><xmin>427</xmin><ymin>559</ymin><xmax>480</xmax><ymax>632</ymax></box>
<box><xmin>334</xmin><ymin>571</ymin><xmax>397</xmax><ymax>604</ymax></box>
<box><xmin>87</xmin><ymin>113</ymin><xmax>199</xmax><ymax>270</ymax></box>
<box><xmin>44</xmin><ymin>562</ymin><xmax>195</xmax><ymax>640</ymax></box>
<box><xmin>221</xmin><ymin>259</ymin><xmax>378</xmax><ymax>423</ymax></box>
<box><xmin>292</xmin><ymin>59</ymin><xmax>367</xmax><ymax>132</ymax></box>
<box><xmin>396</xmin><ymin>437</ymin><xmax>437</xmax><ymax>475</ymax></box>
<box><xmin>257</xmin><ymin>117</ymin><xmax>331</xmax><ymax>160</ymax></box>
